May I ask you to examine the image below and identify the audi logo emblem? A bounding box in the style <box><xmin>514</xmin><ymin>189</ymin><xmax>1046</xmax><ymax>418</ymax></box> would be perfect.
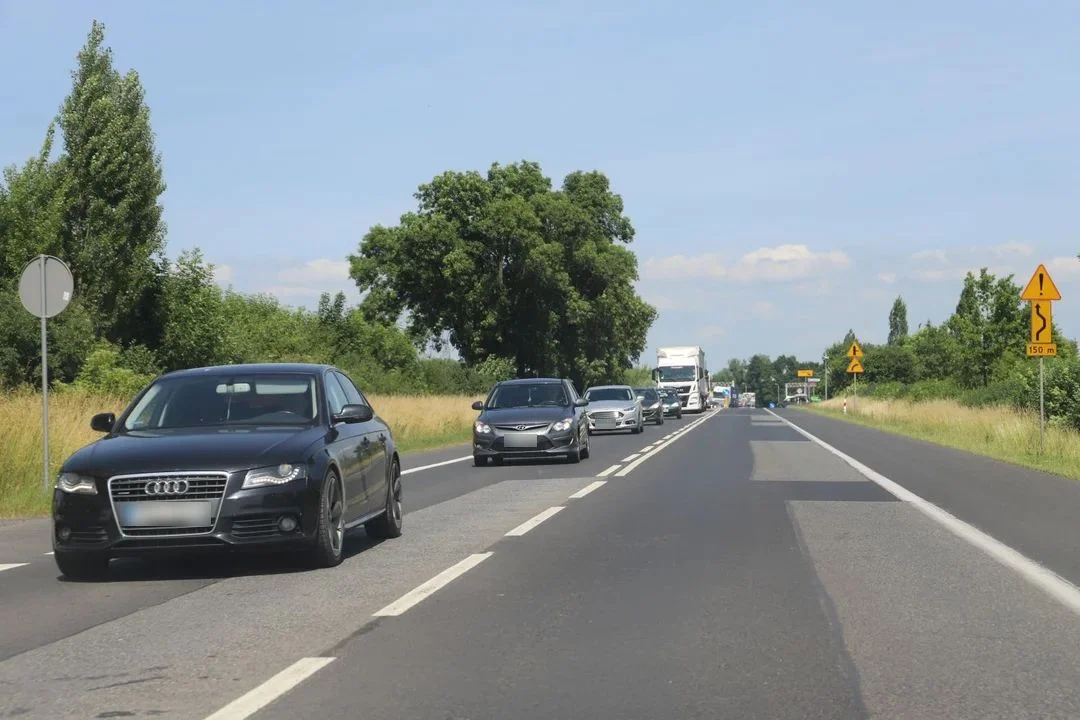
<box><xmin>516</xmin><ymin>425</ymin><xmax>527</xmax><ymax>431</ymax></box>
<box><xmin>145</xmin><ymin>479</ymin><xmax>190</xmax><ymax>496</ymax></box>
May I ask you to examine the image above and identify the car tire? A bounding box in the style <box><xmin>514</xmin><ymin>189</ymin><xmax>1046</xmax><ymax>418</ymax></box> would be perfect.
<box><xmin>567</xmin><ymin>448</ymin><xmax>581</xmax><ymax>463</ymax></box>
<box><xmin>473</xmin><ymin>455</ymin><xmax>485</xmax><ymax>467</ymax></box>
<box><xmin>366</xmin><ymin>457</ymin><xmax>404</xmax><ymax>540</ymax></box>
<box><xmin>308</xmin><ymin>469</ymin><xmax>346</xmax><ymax>569</ymax></box>
<box><xmin>54</xmin><ymin>551</ymin><xmax>109</xmax><ymax>581</ymax></box>
<box><xmin>581</xmin><ymin>433</ymin><xmax>591</xmax><ymax>459</ymax></box>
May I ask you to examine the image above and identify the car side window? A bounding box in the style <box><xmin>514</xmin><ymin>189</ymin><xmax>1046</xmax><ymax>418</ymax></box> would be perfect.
<box><xmin>324</xmin><ymin>373</ymin><xmax>349</xmax><ymax>416</ymax></box>
<box><xmin>334</xmin><ymin>371</ymin><xmax>368</xmax><ymax>407</ymax></box>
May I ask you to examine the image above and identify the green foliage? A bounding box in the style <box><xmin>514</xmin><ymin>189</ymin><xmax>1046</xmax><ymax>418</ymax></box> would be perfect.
<box><xmin>887</xmin><ymin>296</ymin><xmax>908</xmax><ymax>345</ymax></box>
<box><xmin>349</xmin><ymin>161</ymin><xmax>657</xmax><ymax>389</ymax></box>
<box><xmin>621</xmin><ymin>366</ymin><xmax>654</xmax><ymax>387</ymax></box>
<box><xmin>67</xmin><ymin>341</ymin><xmax>157</xmax><ymax>398</ymax></box>
<box><xmin>158</xmin><ymin>248</ymin><xmax>229</xmax><ymax>370</ymax></box>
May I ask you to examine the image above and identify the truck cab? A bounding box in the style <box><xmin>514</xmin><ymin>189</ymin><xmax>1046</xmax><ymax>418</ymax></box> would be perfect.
<box><xmin>654</xmin><ymin>346</ymin><xmax>709</xmax><ymax>413</ymax></box>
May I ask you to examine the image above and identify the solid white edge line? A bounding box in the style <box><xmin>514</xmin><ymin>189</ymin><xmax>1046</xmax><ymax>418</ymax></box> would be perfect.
<box><xmin>373</xmin><ymin>552</ymin><xmax>493</xmax><ymax>617</ymax></box>
<box><xmin>43</xmin><ymin>551</ymin><xmax>54</xmax><ymax>556</ymax></box>
<box><xmin>568</xmin><ymin>480</ymin><xmax>607</xmax><ymax>499</ymax></box>
<box><xmin>401</xmin><ymin>455</ymin><xmax>472</xmax><ymax>475</ymax></box>
<box><xmin>597</xmin><ymin>464</ymin><xmax>621</xmax><ymax>477</ymax></box>
<box><xmin>766</xmin><ymin>409</ymin><xmax>1080</xmax><ymax>617</ymax></box>
<box><xmin>203</xmin><ymin>657</ymin><xmax>336</xmax><ymax>720</ymax></box>
<box><xmin>0</xmin><ymin>563</ymin><xmax>28</xmax><ymax>573</ymax></box>
<box><xmin>622</xmin><ymin>454</ymin><xmax>640</xmax><ymax>462</ymax></box>
<box><xmin>614</xmin><ymin>415</ymin><xmax>714</xmax><ymax>477</ymax></box>
<box><xmin>505</xmin><ymin>506</ymin><xmax>565</xmax><ymax>537</ymax></box>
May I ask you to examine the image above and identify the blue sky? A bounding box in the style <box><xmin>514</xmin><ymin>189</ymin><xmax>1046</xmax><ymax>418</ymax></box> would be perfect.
<box><xmin>2</xmin><ymin>0</ymin><xmax>1079</xmax><ymax>366</ymax></box>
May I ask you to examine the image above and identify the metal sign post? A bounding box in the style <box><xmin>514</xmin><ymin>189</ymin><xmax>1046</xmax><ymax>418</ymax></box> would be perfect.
<box><xmin>18</xmin><ymin>255</ymin><xmax>74</xmax><ymax>493</ymax></box>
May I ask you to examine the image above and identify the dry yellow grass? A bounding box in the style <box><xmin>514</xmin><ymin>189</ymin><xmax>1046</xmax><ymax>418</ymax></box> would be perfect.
<box><xmin>0</xmin><ymin>390</ymin><xmax>480</xmax><ymax>518</ymax></box>
<box><xmin>802</xmin><ymin>396</ymin><xmax>1080</xmax><ymax>480</ymax></box>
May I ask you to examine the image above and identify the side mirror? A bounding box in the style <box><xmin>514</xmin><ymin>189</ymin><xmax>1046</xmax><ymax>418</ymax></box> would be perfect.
<box><xmin>471</xmin><ymin>400</ymin><xmax>484</xmax><ymax>411</ymax></box>
<box><xmin>574</xmin><ymin>398</ymin><xmax>588</xmax><ymax>407</ymax></box>
<box><xmin>90</xmin><ymin>412</ymin><xmax>116</xmax><ymax>433</ymax></box>
<box><xmin>333</xmin><ymin>404</ymin><xmax>374</xmax><ymax>424</ymax></box>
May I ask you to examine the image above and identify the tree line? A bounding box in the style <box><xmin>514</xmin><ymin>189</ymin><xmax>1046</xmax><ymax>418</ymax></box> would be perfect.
<box><xmin>0</xmin><ymin>22</ymin><xmax>655</xmax><ymax>398</ymax></box>
<box><xmin>720</xmin><ymin>267</ymin><xmax>1080</xmax><ymax>430</ymax></box>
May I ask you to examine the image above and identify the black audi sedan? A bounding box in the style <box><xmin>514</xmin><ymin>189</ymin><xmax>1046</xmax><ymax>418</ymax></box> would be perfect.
<box><xmin>51</xmin><ymin>363</ymin><xmax>403</xmax><ymax>580</ymax></box>
<box><xmin>471</xmin><ymin>377</ymin><xmax>591</xmax><ymax>465</ymax></box>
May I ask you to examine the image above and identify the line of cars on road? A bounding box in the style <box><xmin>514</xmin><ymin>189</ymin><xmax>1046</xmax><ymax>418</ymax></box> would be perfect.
<box><xmin>48</xmin><ymin>363</ymin><xmax>703</xmax><ymax>582</ymax></box>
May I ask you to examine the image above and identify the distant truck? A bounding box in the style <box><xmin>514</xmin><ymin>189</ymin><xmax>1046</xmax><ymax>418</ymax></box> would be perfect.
<box><xmin>711</xmin><ymin>384</ymin><xmax>732</xmax><ymax>408</ymax></box>
<box><xmin>653</xmin><ymin>346</ymin><xmax>710</xmax><ymax>413</ymax></box>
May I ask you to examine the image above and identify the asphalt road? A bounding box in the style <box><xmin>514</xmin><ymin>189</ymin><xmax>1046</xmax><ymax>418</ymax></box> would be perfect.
<box><xmin>4</xmin><ymin>408</ymin><xmax>1080</xmax><ymax>719</ymax></box>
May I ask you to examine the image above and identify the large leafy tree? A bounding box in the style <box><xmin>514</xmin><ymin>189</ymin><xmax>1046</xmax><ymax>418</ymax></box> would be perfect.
<box><xmin>887</xmin><ymin>296</ymin><xmax>908</xmax><ymax>345</ymax></box>
<box><xmin>58</xmin><ymin>20</ymin><xmax>167</xmax><ymax>347</ymax></box>
<box><xmin>947</xmin><ymin>269</ymin><xmax>1025</xmax><ymax>386</ymax></box>
<box><xmin>349</xmin><ymin>161</ymin><xmax>656</xmax><ymax>388</ymax></box>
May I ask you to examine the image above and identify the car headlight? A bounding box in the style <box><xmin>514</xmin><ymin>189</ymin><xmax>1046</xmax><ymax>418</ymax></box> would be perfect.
<box><xmin>475</xmin><ymin>421</ymin><xmax>492</xmax><ymax>434</ymax></box>
<box><xmin>551</xmin><ymin>417</ymin><xmax>573</xmax><ymax>432</ymax></box>
<box><xmin>623</xmin><ymin>406</ymin><xmax>638</xmax><ymax>413</ymax></box>
<box><xmin>57</xmin><ymin>472</ymin><xmax>97</xmax><ymax>495</ymax></box>
<box><xmin>243</xmin><ymin>463</ymin><xmax>307</xmax><ymax>489</ymax></box>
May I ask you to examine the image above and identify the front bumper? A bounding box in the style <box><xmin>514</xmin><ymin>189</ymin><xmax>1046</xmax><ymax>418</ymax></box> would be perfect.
<box><xmin>473</xmin><ymin>429</ymin><xmax>580</xmax><ymax>459</ymax></box>
<box><xmin>662</xmin><ymin>403</ymin><xmax>681</xmax><ymax>415</ymax></box>
<box><xmin>586</xmin><ymin>413</ymin><xmax>640</xmax><ymax>431</ymax></box>
<box><xmin>641</xmin><ymin>406</ymin><xmax>663</xmax><ymax>421</ymax></box>
<box><xmin>52</xmin><ymin>475</ymin><xmax>321</xmax><ymax>558</ymax></box>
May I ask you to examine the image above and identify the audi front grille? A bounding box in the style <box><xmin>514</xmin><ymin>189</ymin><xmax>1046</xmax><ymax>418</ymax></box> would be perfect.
<box><xmin>107</xmin><ymin>472</ymin><xmax>230</xmax><ymax>538</ymax></box>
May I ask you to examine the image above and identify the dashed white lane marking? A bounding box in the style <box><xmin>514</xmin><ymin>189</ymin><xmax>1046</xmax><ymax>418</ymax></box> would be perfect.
<box><xmin>505</xmin><ymin>506</ymin><xmax>565</xmax><ymax>537</ymax></box>
<box><xmin>203</xmin><ymin>657</ymin><xmax>336</xmax><ymax>720</ymax></box>
<box><xmin>0</xmin><ymin>563</ymin><xmax>28</xmax><ymax>573</ymax></box>
<box><xmin>767</xmin><ymin>409</ymin><xmax>1080</xmax><ymax>618</ymax></box>
<box><xmin>402</xmin><ymin>455</ymin><xmax>472</xmax><ymax>475</ymax></box>
<box><xmin>43</xmin><ymin>551</ymin><xmax>53</xmax><ymax>556</ymax></box>
<box><xmin>615</xmin><ymin>415</ymin><xmax>714</xmax><ymax>477</ymax></box>
<box><xmin>568</xmin><ymin>480</ymin><xmax>607</xmax><ymax>499</ymax></box>
<box><xmin>373</xmin><ymin>552</ymin><xmax>493</xmax><ymax>617</ymax></box>
<box><xmin>597</xmin><ymin>464</ymin><xmax>621</xmax><ymax>477</ymax></box>
<box><xmin>621</xmin><ymin>454</ymin><xmax>640</xmax><ymax>462</ymax></box>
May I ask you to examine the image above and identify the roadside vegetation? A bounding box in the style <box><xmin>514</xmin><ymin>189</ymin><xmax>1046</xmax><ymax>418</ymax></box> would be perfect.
<box><xmin>0</xmin><ymin>22</ymin><xmax>657</xmax><ymax>516</ymax></box>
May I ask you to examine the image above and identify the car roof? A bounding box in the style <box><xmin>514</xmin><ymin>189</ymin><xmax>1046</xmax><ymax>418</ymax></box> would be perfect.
<box><xmin>585</xmin><ymin>385</ymin><xmax>632</xmax><ymax>391</ymax></box>
<box><xmin>497</xmin><ymin>377</ymin><xmax>566</xmax><ymax>386</ymax></box>
<box><xmin>633</xmin><ymin>387</ymin><xmax>659</xmax><ymax>391</ymax></box>
<box><xmin>160</xmin><ymin>362</ymin><xmax>334</xmax><ymax>379</ymax></box>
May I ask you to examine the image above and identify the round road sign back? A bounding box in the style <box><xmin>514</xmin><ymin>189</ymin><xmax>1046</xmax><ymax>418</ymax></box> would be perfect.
<box><xmin>18</xmin><ymin>255</ymin><xmax>74</xmax><ymax>319</ymax></box>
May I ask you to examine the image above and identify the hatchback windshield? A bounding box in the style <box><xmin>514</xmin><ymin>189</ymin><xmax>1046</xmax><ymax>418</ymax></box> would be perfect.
<box><xmin>123</xmin><ymin>374</ymin><xmax>320</xmax><ymax>430</ymax></box>
<box><xmin>635</xmin><ymin>388</ymin><xmax>659</xmax><ymax>405</ymax></box>
<box><xmin>660</xmin><ymin>389</ymin><xmax>679</xmax><ymax>401</ymax></box>
<box><xmin>585</xmin><ymin>387</ymin><xmax>634</xmax><ymax>402</ymax></box>
<box><xmin>487</xmin><ymin>383</ymin><xmax>569</xmax><ymax>409</ymax></box>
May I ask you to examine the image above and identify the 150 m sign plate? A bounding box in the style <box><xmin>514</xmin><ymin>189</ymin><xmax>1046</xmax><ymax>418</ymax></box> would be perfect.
<box><xmin>1027</xmin><ymin>342</ymin><xmax>1058</xmax><ymax>357</ymax></box>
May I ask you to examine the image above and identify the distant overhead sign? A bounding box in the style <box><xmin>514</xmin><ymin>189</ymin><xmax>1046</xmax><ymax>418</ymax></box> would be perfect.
<box><xmin>846</xmin><ymin>357</ymin><xmax>864</xmax><ymax>374</ymax></box>
<box><xmin>797</xmin><ymin>369</ymin><xmax>814</xmax><ymax>378</ymax></box>
<box><xmin>1020</xmin><ymin>264</ymin><xmax>1061</xmax><ymax>302</ymax></box>
<box><xmin>846</xmin><ymin>341</ymin><xmax>864</xmax><ymax>358</ymax></box>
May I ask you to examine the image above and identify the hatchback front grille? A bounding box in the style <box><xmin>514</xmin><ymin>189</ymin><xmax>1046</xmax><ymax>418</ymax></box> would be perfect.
<box><xmin>492</xmin><ymin>423</ymin><xmax>549</xmax><ymax>431</ymax></box>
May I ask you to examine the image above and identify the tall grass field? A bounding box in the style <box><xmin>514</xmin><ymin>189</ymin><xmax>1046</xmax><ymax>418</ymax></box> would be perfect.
<box><xmin>0</xmin><ymin>390</ymin><xmax>481</xmax><ymax>518</ymax></box>
<box><xmin>801</xmin><ymin>397</ymin><xmax>1080</xmax><ymax>480</ymax></box>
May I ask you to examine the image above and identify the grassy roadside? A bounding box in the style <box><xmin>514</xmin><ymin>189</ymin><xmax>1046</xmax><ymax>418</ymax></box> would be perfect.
<box><xmin>0</xmin><ymin>390</ymin><xmax>480</xmax><ymax>518</ymax></box>
<box><xmin>797</xmin><ymin>397</ymin><xmax>1080</xmax><ymax>481</ymax></box>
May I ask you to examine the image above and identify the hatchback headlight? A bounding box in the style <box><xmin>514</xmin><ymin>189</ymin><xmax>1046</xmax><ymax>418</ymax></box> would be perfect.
<box><xmin>623</xmin><ymin>406</ymin><xmax>638</xmax><ymax>413</ymax></box>
<box><xmin>243</xmin><ymin>463</ymin><xmax>307</xmax><ymax>489</ymax></box>
<box><xmin>551</xmin><ymin>417</ymin><xmax>573</xmax><ymax>432</ymax></box>
<box><xmin>475</xmin><ymin>421</ymin><xmax>492</xmax><ymax>434</ymax></box>
<box><xmin>57</xmin><ymin>472</ymin><xmax>97</xmax><ymax>495</ymax></box>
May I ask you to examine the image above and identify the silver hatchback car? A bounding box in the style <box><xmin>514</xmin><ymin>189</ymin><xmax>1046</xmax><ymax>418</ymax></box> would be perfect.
<box><xmin>582</xmin><ymin>385</ymin><xmax>644</xmax><ymax>434</ymax></box>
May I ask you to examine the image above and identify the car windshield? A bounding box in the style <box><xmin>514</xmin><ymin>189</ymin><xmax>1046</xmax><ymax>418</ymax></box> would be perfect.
<box><xmin>486</xmin><ymin>383</ymin><xmax>568</xmax><ymax>409</ymax></box>
<box><xmin>123</xmin><ymin>373</ymin><xmax>319</xmax><ymax>430</ymax></box>
<box><xmin>585</xmin><ymin>387</ymin><xmax>633</xmax><ymax>402</ymax></box>
<box><xmin>635</xmin><ymin>389</ymin><xmax>659</xmax><ymax>404</ymax></box>
<box><xmin>657</xmin><ymin>366</ymin><xmax>696</xmax><ymax>382</ymax></box>
<box><xmin>660</xmin><ymin>389</ymin><xmax>679</xmax><ymax>400</ymax></box>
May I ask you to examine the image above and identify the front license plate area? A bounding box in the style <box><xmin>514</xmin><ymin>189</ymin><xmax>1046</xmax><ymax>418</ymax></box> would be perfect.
<box><xmin>116</xmin><ymin>501</ymin><xmax>212</xmax><ymax>528</ymax></box>
<box><xmin>595</xmin><ymin>419</ymin><xmax>616</xmax><ymax>430</ymax></box>
<box><xmin>503</xmin><ymin>433</ymin><xmax>538</xmax><ymax>448</ymax></box>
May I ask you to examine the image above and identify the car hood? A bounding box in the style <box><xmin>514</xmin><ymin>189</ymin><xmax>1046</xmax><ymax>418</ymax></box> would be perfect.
<box><xmin>585</xmin><ymin>399</ymin><xmax>638</xmax><ymax>412</ymax></box>
<box><xmin>478</xmin><ymin>407</ymin><xmax>573</xmax><ymax>425</ymax></box>
<box><xmin>62</xmin><ymin>426</ymin><xmax>326</xmax><ymax>476</ymax></box>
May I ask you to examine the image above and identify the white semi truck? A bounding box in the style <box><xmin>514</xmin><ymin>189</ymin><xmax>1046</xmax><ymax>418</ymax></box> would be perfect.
<box><xmin>654</xmin><ymin>346</ymin><xmax>710</xmax><ymax>413</ymax></box>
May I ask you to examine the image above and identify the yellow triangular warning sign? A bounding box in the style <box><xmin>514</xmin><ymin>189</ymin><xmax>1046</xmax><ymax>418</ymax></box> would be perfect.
<box><xmin>1020</xmin><ymin>264</ymin><xmax>1062</xmax><ymax>301</ymax></box>
<box><xmin>846</xmin><ymin>340</ymin><xmax>864</xmax><ymax>358</ymax></box>
<box><xmin>847</xmin><ymin>357</ymin><xmax>864</xmax><ymax>374</ymax></box>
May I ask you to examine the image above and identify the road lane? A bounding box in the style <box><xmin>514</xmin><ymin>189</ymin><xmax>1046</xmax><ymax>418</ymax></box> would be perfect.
<box><xmin>0</xmin><ymin>413</ymin><xmax>701</xmax><ymax>665</ymax></box>
<box><xmin>254</xmin><ymin>409</ymin><xmax>1080</xmax><ymax>719</ymax></box>
<box><xmin>778</xmin><ymin>408</ymin><xmax>1080</xmax><ymax>588</ymax></box>
<box><xmin>0</xmin><ymin>411</ymin><xmax>716</xmax><ymax>719</ymax></box>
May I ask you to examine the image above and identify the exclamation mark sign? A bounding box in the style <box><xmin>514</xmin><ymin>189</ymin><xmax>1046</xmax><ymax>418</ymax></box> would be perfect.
<box><xmin>1040</xmin><ymin>273</ymin><xmax>1044</xmax><ymax>295</ymax></box>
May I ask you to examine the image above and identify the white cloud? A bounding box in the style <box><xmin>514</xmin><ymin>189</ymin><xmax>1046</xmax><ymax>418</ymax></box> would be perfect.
<box><xmin>212</xmin><ymin>264</ymin><xmax>234</xmax><ymax>285</ymax></box>
<box><xmin>277</xmin><ymin>258</ymin><xmax>351</xmax><ymax>284</ymax></box>
<box><xmin>878</xmin><ymin>272</ymin><xmax>897</xmax><ymax>284</ymax></box>
<box><xmin>1049</xmin><ymin>255</ymin><xmax>1080</xmax><ymax>275</ymax></box>
<box><xmin>990</xmin><ymin>242</ymin><xmax>1033</xmax><ymax>258</ymax></box>
<box><xmin>643</xmin><ymin>244</ymin><xmax>850</xmax><ymax>283</ymax></box>
<box><xmin>910</xmin><ymin>249</ymin><xmax>947</xmax><ymax>263</ymax></box>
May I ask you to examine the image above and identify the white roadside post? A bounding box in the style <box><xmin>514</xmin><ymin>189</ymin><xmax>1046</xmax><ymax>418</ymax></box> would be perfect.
<box><xmin>18</xmin><ymin>255</ymin><xmax>75</xmax><ymax>493</ymax></box>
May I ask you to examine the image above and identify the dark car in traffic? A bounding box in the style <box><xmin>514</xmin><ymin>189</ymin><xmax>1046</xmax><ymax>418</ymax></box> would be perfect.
<box><xmin>51</xmin><ymin>363</ymin><xmax>404</xmax><ymax>581</ymax></box>
<box><xmin>658</xmin><ymin>387</ymin><xmax>683</xmax><ymax>418</ymax></box>
<box><xmin>471</xmin><ymin>378</ymin><xmax>591</xmax><ymax>465</ymax></box>
<box><xmin>633</xmin><ymin>387</ymin><xmax>665</xmax><ymax>425</ymax></box>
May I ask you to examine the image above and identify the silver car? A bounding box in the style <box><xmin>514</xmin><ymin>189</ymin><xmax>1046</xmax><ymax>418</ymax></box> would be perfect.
<box><xmin>583</xmin><ymin>385</ymin><xmax>644</xmax><ymax>434</ymax></box>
